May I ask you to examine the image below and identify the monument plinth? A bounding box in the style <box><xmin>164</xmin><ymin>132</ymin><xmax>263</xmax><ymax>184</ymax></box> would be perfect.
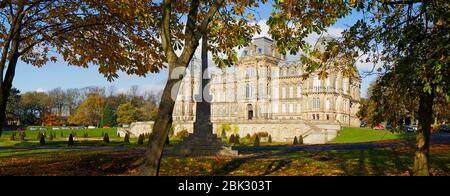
<box><xmin>172</xmin><ymin>34</ymin><xmax>237</xmax><ymax>156</ymax></box>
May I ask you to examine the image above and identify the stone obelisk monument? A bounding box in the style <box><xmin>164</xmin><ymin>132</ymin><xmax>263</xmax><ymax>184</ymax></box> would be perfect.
<box><xmin>173</xmin><ymin>33</ymin><xmax>237</xmax><ymax>156</ymax></box>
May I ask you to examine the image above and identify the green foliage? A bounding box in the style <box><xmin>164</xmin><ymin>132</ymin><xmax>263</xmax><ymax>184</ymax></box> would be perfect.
<box><xmin>60</xmin><ymin>131</ymin><xmax>63</xmax><ymax>137</ymax></box>
<box><xmin>176</xmin><ymin>129</ymin><xmax>189</xmax><ymax>139</ymax></box>
<box><xmin>39</xmin><ymin>134</ymin><xmax>45</xmax><ymax>145</ymax></box>
<box><xmin>103</xmin><ymin>133</ymin><xmax>110</xmax><ymax>143</ymax></box>
<box><xmin>68</xmin><ymin>134</ymin><xmax>74</xmax><ymax>146</ymax></box>
<box><xmin>293</xmin><ymin>136</ymin><xmax>298</xmax><ymax>145</ymax></box>
<box><xmin>116</xmin><ymin>102</ymin><xmax>142</xmax><ymax>125</ymax></box>
<box><xmin>36</xmin><ymin>131</ymin><xmax>41</xmax><ymax>140</ymax></box>
<box><xmin>124</xmin><ymin>133</ymin><xmax>130</xmax><ymax>144</ymax></box>
<box><xmin>84</xmin><ymin>132</ymin><xmax>88</xmax><ymax>138</ymax></box>
<box><xmin>49</xmin><ymin>132</ymin><xmax>54</xmax><ymax>141</ymax></box>
<box><xmin>298</xmin><ymin>135</ymin><xmax>304</xmax><ymax>145</ymax></box>
<box><xmin>268</xmin><ymin>135</ymin><xmax>272</xmax><ymax>143</ymax></box>
<box><xmin>100</xmin><ymin>104</ymin><xmax>116</xmax><ymax>127</ymax></box>
<box><xmin>169</xmin><ymin>124</ymin><xmax>176</xmax><ymax>137</ymax></box>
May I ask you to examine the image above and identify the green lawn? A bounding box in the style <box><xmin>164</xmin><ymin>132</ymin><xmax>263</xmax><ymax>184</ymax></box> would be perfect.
<box><xmin>1</xmin><ymin>144</ymin><xmax>449</xmax><ymax>176</ymax></box>
<box><xmin>330</xmin><ymin>127</ymin><xmax>415</xmax><ymax>144</ymax></box>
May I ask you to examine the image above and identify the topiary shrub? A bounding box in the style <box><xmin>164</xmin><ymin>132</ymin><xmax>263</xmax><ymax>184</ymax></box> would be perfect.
<box><xmin>268</xmin><ymin>135</ymin><xmax>272</xmax><ymax>143</ymax></box>
<box><xmin>68</xmin><ymin>134</ymin><xmax>74</xmax><ymax>146</ymax></box>
<box><xmin>103</xmin><ymin>133</ymin><xmax>110</xmax><ymax>143</ymax></box>
<box><xmin>10</xmin><ymin>132</ymin><xmax>16</xmax><ymax>141</ymax></box>
<box><xmin>293</xmin><ymin>136</ymin><xmax>298</xmax><ymax>145</ymax></box>
<box><xmin>60</xmin><ymin>131</ymin><xmax>63</xmax><ymax>137</ymax></box>
<box><xmin>39</xmin><ymin>133</ymin><xmax>46</xmax><ymax>145</ymax></box>
<box><xmin>234</xmin><ymin>134</ymin><xmax>240</xmax><ymax>145</ymax></box>
<box><xmin>175</xmin><ymin>129</ymin><xmax>189</xmax><ymax>139</ymax></box>
<box><xmin>253</xmin><ymin>135</ymin><xmax>260</xmax><ymax>147</ymax></box>
<box><xmin>49</xmin><ymin>132</ymin><xmax>54</xmax><ymax>141</ymax></box>
<box><xmin>124</xmin><ymin>133</ymin><xmax>130</xmax><ymax>144</ymax></box>
<box><xmin>298</xmin><ymin>135</ymin><xmax>304</xmax><ymax>145</ymax></box>
<box><xmin>229</xmin><ymin>134</ymin><xmax>235</xmax><ymax>145</ymax></box>
<box><xmin>137</xmin><ymin>134</ymin><xmax>144</xmax><ymax>145</ymax></box>
<box><xmin>246</xmin><ymin>133</ymin><xmax>251</xmax><ymax>139</ymax></box>
<box><xmin>165</xmin><ymin>136</ymin><xmax>170</xmax><ymax>145</ymax></box>
<box><xmin>20</xmin><ymin>132</ymin><xmax>25</xmax><ymax>141</ymax></box>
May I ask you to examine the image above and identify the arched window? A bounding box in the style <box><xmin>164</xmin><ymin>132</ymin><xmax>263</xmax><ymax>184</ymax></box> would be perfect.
<box><xmin>326</xmin><ymin>99</ymin><xmax>330</xmax><ymax>110</ymax></box>
<box><xmin>313</xmin><ymin>76</ymin><xmax>321</xmax><ymax>92</ymax></box>
<box><xmin>289</xmin><ymin>86</ymin><xmax>294</xmax><ymax>98</ymax></box>
<box><xmin>257</xmin><ymin>48</ymin><xmax>263</xmax><ymax>54</ymax></box>
<box><xmin>245</xmin><ymin>84</ymin><xmax>250</xmax><ymax>99</ymax></box>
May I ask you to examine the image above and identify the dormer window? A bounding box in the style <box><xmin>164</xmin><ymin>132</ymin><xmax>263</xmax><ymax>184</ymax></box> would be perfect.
<box><xmin>243</xmin><ymin>50</ymin><xmax>248</xmax><ymax>56</ymax></box>
<box><xmin>257</xmin><ymin>48</ymin><xmax>262</xmax><ymax>54</ymax></box>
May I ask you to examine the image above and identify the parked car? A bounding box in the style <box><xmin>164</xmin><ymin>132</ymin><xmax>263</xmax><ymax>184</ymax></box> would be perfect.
<box><xmin>87</xmin><ymin>126</ymin><xmax>96</xmax><ymax>129</ymax></box>
<box><xmin>61</xmin><ymin>126</ymin><xmax>70</xmax><ymax>130</ymax></box>
<box><xmin>360</xmin><ymin>121</ymin><xmax>367</xmax><ymax>128</ymax></box>
<box><xmin>29</xmin><ymin>127</ymin><xmax>38</xmax><ymax>131</ymax></box>
<box><xmin>405</xmin><ymin>125</ymin><xmax>417</xmax><ymax>132</ymax></box>
<box><xmin>52</xmin><ymin>127</ymin><xmax>60</xmax><ymax>130</ymax></box>
<box><xmin>438</xmin><ymin>125</ymin><xmax>450</xmax><ymax>133</ymax></box>
<box><xmin>386</xmin><ymin>124</ymin><xmax>395</xmax><ymax>130</ymax></box>
<box><xmin>39</xmin><ymin>127</ymin><xmax>47</xmax><ymax>131</ymax></box>
<box><xmin>102</xmin><ymin>125</ymin><xmax>110</xmax><ymax>128</ymax></box>
<box><xmin>373</xmin><ymin>124</ymin><xmax>385</xmax><ymax>130</ymax></box>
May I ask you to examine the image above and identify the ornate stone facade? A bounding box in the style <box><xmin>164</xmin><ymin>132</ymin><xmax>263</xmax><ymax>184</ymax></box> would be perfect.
<box><xmin>174</xmin><ymin>37</ymin><xmax>360</xmax><ymax>144</ymax></box>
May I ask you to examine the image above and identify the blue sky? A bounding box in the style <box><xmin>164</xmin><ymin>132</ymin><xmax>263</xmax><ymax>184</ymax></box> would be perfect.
<box><xmin>13</xmin><ymin>2</ymin><xmax>377</xmax><ymax>97</ymax></box>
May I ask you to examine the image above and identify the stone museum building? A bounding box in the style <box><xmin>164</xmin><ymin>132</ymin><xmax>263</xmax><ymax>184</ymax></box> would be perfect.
<box><xmin>120</xmin><ymin>37</ymin><xmax>361</xmax><ymax>144</ymax></box>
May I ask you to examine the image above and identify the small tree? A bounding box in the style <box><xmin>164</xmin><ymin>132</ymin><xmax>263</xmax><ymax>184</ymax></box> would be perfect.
<box><xmin>165</xmin><ymin>136</ymin><xmax>170</xmax><ymax>145</ymax></box>
<box><xmin>124</xmin><ymin>133</ymin><xmax>130</xmax><ymax>144</ymax></box>
<box><xmin>36</xmin><ymin>131</ymin><xmax>41</xmax><ymax>140</ymax></box>
<box><xmin>268</xmin><ymin>135</ymin><xmax>272</xmax><ymax>143</ymax></box>
<box><xmin>20</xmin><ymin>132</ymin><xmax>25</xmax><ymax>141</ymax></box>
<box><xmin>293</xmin><ymin>136</ymin><xmax>298</xmax><ymax>145</ymax></box>
<box><xmin>246</xmin><ymin>133</ymin><xmax>251</xmax><ymax>139</ymax></box>
<box><xmin>234</xmin><ymin>134</ymin><xmax>240</xmax><ymax>146</ymax></box>
<box><xmin>229</xmin><ymin>134</ymin><xmax>235</xmax><ymax>145</ymax></box>
<box><xmin>117</xmin><ymin>133</ymin><xmax>120</xmax><ymax>138</ymax></box>
<box><xmin>137</xmin><ymin>134</ymin><xmax>144</xmax><ymax>145</ymax></box>
<box><xmin>10</xmin><ymin>132</ymin><xmax>15</xmax><ymax>141</ymax></box>
<box><xmin>40</xmin><ymin>134</ymin><xmax>46</xmax><ymax>145</ymax></box>
<box><xmin>68</xmin><ymin>134</ymin><xmax>74</xmax><ymax>146</ymax></box>
<box><xmin>60</xmin><ymin>131</ymin><xmax>63</xmax><ymax>138</ymax></box>
<box><xmin>298</xmin><ymin>135</ymin><xmax>304</xmax><ymax>145</ymax></box>
<box><xmin>103</xmin><ymin>133</ymin><xmax>110</xmax><ymax>143</ymax></box>
<box><xmin>84</xmin><ymin>132</ymin><xmax>88</xmax><ymax>138</ymax></box>
<box><xmin>49</xmin><ymin>132</ymin><xmax>54</xmax><ymax>141</ymax></box>
<box><xmin>253</xmin><ymin>135</ymin><xmax>260</xmax><ymax>147</ymax></box>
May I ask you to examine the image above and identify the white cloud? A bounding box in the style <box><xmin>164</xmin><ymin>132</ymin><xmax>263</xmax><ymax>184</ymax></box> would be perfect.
<box><xmin>36</xmin><ymin>88</ymin><xmax>45</xmax><ymax>93</ymax></box>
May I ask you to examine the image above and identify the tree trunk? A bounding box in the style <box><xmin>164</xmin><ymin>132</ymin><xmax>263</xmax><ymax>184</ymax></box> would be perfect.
<box><xmin>413</xmin><ymin>91</ymin><xmax>434</xmax><ymax>176</ymax></box>
<box><xmin>139</xmin><ymin>67</ymin><xmax>183</xmax><ymax>176</ymax></box>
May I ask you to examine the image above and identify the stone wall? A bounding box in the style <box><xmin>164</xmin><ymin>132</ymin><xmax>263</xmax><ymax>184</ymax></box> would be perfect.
<box><xmin>119</xmin><ymin>120</ymin><xmax>341</xmax><ymax>144</ymax></box>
